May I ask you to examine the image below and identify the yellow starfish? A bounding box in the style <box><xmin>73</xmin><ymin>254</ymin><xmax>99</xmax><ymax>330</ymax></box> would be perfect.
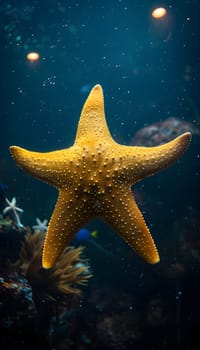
<box><xmin>10</xmin><ymin>85</ymin><xmax>191</xmax><ymax>269</ymax></box>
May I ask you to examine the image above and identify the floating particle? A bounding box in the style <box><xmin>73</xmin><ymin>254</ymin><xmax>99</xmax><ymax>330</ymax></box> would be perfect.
<box><xmin>16</xmin><ymin>35</ymin><xmax>21</xmax><ymax>42</ymax></box>
<box><xmin>80</xmin><ymin>83</ymin><xmax>92</xmax><ymax>94</ymax></box>
<box><xmin>152</xmin><ymin>7</ymin><xmax>167</xmax><ymax>19</ymax></box>
<box><xmin>26</xmin><ymin>52</ymin><xmax>40</xmax><ymax>62</ymax></box>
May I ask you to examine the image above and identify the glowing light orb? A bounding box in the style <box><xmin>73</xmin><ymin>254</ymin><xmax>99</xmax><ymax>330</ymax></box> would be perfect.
<box><xmin>27</xmin><ymin>52</ymin><xmax>40</xmax><ymax>62</ymax></box>
<box><xmin>152</xmin><ymin>7</ymin><xmax>167</xmax><ymax>19</ymax></box>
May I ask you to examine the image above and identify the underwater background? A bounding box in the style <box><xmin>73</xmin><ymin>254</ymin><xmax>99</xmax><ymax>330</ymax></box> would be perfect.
<box><xmin>0</xmin><ymin>0</ymin><xmax>200</xmax><ymax>349</ymax></box>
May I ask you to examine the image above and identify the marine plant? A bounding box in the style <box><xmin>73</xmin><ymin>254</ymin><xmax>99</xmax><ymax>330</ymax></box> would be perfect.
<box><xmin>13</xmin><ymin>229</ymin><xmax>92</xmax><ymax>301</ymax></box>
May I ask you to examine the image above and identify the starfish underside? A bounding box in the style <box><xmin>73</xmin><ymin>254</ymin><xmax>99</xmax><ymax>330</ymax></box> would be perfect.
<box><xmin>10</xmin><ymin>85</ymin><xmax>191</xmax><ymax>268</ymax></box>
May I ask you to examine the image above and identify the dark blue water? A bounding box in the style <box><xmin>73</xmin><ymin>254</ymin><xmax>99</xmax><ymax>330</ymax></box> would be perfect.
<box><xmin>0</xmin><ymin>1</ymin><xmax>199</xmax><ymax>349</ymax></box>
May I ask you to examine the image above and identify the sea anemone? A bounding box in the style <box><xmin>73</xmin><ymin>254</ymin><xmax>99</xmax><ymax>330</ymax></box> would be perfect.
<box><xmin>13</xmin><ymin>229</ymin><xmax>92</xmax><ymax>301</ymax></box>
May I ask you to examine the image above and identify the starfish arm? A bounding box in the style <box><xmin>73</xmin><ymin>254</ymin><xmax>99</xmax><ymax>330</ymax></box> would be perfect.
<box><xmin>118</xmin><ymin>132</ymin><xmax>191</xmax><ymax>183</ymax></box>
<box><xmin>3</xmin><ymin>206</ymin><xmax>11</xmax><ymax>215</ymax></box>
<box><xmin>75</xmin><ymin>85</ymin><xmax>114</xmax><ymax>144</ymax></box>
<box><xmin>102</xmin><ymin>188</ymin><xmax>159</xmax><ymax>264</ymax></box>
<box><xmin>14</xmin><ymin>210</ymin><xmax>23</xmax><ymax>228</ymax></box>
<box><xmin>5</xmin><ymin>198</ymin><xmax>13</xmax><ymax>207</ymax></box>
<box><xmin>15</xmin><ymin>206</ymin><xmax>23</xmax><ymax>213</ymax></box>
<box><xmin>12</xmin><ymin>197</ymin><xmax>17</xmax><ymax>205</ymax></box>
<box><xmin>9</xmin><ymin>146</ymin><xmax>72</xmax><ymax>188</ymax></box>
<box><xmin>42</xmin><ymin>190</ymin><xmax>92</xmax><ymax>268</ymax></box>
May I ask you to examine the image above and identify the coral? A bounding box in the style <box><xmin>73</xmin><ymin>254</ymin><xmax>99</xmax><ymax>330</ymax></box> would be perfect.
<box><xmin>131</xmin><ymin>117</ymin><xmax>199</xmax><ymax>146</ymax></box>
<box><xmin>0</xmin><ymin>273</ymin><xmax>40</xmax><ymax>348</ymax></box>
<box><xmin>12</xmin><ymin>230</ymin><xmax>92</xmax><ymax>301</ymax></box>
<box><xmin>0</xmin><ymin>273</ymin><xmax>38</xmax><ymax>324</ymax></box>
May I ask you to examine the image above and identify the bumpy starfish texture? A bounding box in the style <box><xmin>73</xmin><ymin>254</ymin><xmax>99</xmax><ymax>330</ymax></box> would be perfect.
<box><xmin>10</xmin><ymin>85</ymin><xmax>191</xmax><ymax>269</ymax></box>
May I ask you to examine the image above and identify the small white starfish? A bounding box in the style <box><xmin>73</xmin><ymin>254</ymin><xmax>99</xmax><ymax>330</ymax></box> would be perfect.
<box><xmin>3</xmin><ymin>197</ymin><xmax>24</xmax><ymax>228</ymax></box>
<box><xmin>32</xmin><ymin>217</ymin><xmax>48</xmax><ymax>232</ymax></box>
